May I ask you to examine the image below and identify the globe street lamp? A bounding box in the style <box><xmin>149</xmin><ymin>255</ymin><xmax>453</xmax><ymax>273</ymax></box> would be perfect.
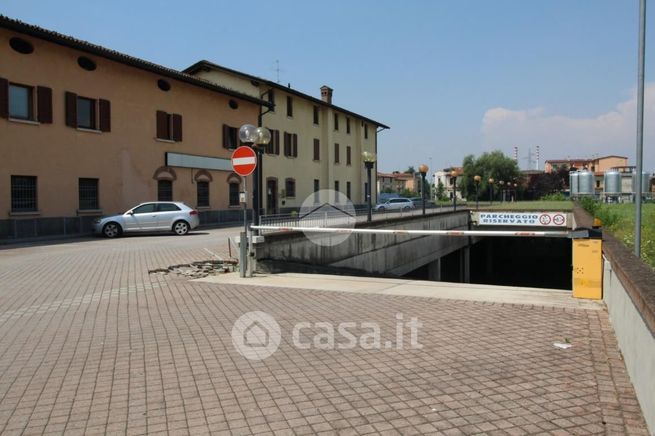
<box><xmin>362</xmin><ymin>151</ymin><xmax>376</xmax><ymax>222</ymax></box>
<box><xmin>450</xmin><ymin>169</ymin><xmax>458</xmax><ymax>211</ymax></box>
<box><xmin>499</xmin><ymin>180</ymin><xmax>505</xmax><ymax>202</ymax></box>
<box><xmin>488</xmin><ymin>178</ymin><xmax>494</xmax><ymax>205</ymax></box>
<box><xmin>239</xmin><ymin>124</ymin><xmax>271</xmax><ymax>234</ymax></box>
<box><xmin>418</xmin><ymin>164</ymin><xmax>429</xmax><ymax>215</ymax></box>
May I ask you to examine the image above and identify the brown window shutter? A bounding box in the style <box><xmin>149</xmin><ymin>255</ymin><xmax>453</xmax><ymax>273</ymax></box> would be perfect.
<box><xmin>36</xmin><ymin>86</ymin><xmax>52</xmax><ymax>123</ymax></box>
<box><xmin>65</xmin><ymin>91</ymin><xmax>77</xmax><ymax>127</ymax></box>
<box><xmin>275</xmin><ymin>130</ymin><xmax>280</xmax><ymax>155</ymax></box>
<box><xmin>283</xmin><ymin>132</ymin><xmax>289</xmax><ymax>156</ymax></box>
<box><xmin>293</xmin><ymin>134</ymin><xmax>298</xmax><ymax>157</ymax></box>
<box><xmin>98</xmin><ymin>99</ymin><xmax>111</xmax><ymax>132</ymax></box>
<box><xmin>172</xmin><ymin>114</ymin><xmax>182</xmax><ymax>141</ymax></box>
<box><xmin>347</xmin><ymin>146</ymin><xmax>351</xmax><ymax>165</ymax></box>
<box><xmin>157</xmin><ymin>111</ymin><xmax>168</xmax><ymax>139</ymax></box>
<box><xmin>0</xmin><ymin>78</ymin><xmax>8</xmax><ymax>118</ymax></box>
<box><xmin>335</xmin><ymin>143</ymin><xmax>340</xmax><ymax>163</ymax></box>
<box><xmin>222</xmin><ymin>124</ymin><xmax>230</xmax><ymax>148</ymax></box>
<box><xmin>314</xmin><ymin>139</ymin><xmax>320</xmax><ymax>160</ymax></box>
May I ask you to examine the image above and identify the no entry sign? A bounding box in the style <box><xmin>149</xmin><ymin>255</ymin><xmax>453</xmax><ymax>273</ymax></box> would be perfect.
<box><xmin>231</xmin><ymin>146</ymin><xmax>257</xmax><ymax>176</ymax></box>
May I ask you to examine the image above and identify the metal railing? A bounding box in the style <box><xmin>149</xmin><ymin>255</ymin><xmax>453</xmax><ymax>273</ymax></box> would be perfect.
<box><xmin>257</xmin><ymin>203</ymin><xmax>466</xmax><ymax>235</ymax></box>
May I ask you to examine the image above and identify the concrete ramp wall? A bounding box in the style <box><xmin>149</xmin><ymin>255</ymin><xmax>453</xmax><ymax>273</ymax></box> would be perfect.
<box><xmin>255</xmin><ymin>211</ymin><xmax>473</xmax><ymax>276</ymax></box>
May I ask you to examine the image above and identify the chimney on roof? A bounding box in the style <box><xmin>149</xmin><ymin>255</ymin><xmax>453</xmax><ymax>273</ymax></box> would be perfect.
<box><xmin>320</xmin><ymin>85</ymin><xmax>333</xmax><ymax>104</ymax></box>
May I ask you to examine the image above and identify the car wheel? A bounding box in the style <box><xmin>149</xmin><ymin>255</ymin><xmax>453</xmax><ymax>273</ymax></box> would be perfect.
<box><xmin>102</xmin><ymin>222</ymin><xmax>121</xmax><ymax>238</ymax></box>
<box><xmin>377</xmin><ymin>206</ymin><xmax>385</xmax><ymax>211</ymax></box>
<box><xmin>173</xmin><ymin>220</ymin><xmax>190</xmax><ymax>236</ymax></box>
<box><xmin>402</xmin><ymin>206</ymin><xmax>410</xmax><ymax>211</ymax></box>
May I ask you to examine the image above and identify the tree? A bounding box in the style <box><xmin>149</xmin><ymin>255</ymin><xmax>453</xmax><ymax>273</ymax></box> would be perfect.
<box><xmin>404</xmin><ymin>166</ymin><xmax>416</xmax><ymax>174</ymax></box>
<box><xmin>526</xmin><ymin>167</ymin><xmax>569</xmax><ymax>199</ymax></box>
<box><xmin>436</xmin><ymin>180</ymin><xmax>446</xmax><ymax>201</ymax></box>
<box><xmin>461</xmin><ymin>151</ymin><xmax>521</xmax><ymax>200</ymax></box>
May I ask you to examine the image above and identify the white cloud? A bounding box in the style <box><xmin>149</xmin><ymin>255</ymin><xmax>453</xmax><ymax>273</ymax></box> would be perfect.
<box><xmin>481</xmin><ymin>83</ymin><xmax>655</xmax><ymax>170</ymax></box>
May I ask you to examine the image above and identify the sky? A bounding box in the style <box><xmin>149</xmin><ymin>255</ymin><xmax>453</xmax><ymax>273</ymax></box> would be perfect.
<box><xmin>3</xmin><ymin>0</ymin><xmax>654</xmax><ymax>173</ymax></box>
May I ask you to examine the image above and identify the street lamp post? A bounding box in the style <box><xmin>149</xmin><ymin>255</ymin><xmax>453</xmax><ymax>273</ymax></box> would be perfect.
<box><xmin>499</xmin><ymin>180</ymin><xmax>505</xmax><ymax>202</ymax></box>
<box><xmin>474</xmin><ymin>175</ymin><xmax>481</xmax><ymax>210</ymax></box>
<box><xmin>488</xmin><ymin>178</ymin><xmax>494</xmax><ymax>205</ymax></box>
<box><xmin>450</xmin><ymin>169</ymin><xmax>458</xmax><ymax>211</ymax></box>
<box><xmin>362</xmin><ymin>151</ymin><xmax>376</xmax><ymax>222</ymax></box>
<box><xmin>419</xmin><ymin>164</ymin><xmax>429</xmax><ymax>215</ymax></box>
<box><xmin>239</xmin><ymin>124</ymin><xmax>271</xmax><ymax>234</ymax></box>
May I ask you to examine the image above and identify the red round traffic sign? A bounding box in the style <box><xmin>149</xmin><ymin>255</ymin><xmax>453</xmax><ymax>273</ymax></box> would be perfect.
<box><xmin>231</xmin><ymin>146</ymin><xmax>257</xmax><ymax>176</ymax></box>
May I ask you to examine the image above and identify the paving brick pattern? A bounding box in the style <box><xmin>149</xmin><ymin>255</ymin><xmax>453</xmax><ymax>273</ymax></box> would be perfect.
<box><xmin>0</xmin><ymin>229</ymin><xmax>649</xmax><ymax>435</ymax></box>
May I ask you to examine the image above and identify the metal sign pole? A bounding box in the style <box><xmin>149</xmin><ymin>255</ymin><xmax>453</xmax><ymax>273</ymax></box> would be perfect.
<box><xmin>239</xmin><ymin>178</ymin><xmax>247</xmax><ymax>278</ymax></box>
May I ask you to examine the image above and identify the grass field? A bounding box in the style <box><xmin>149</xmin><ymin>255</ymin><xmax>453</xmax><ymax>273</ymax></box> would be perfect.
<box><xmin>583</xmin><ymin>202</ymin><xmax>655</xmax><ymax>269</ymax></box>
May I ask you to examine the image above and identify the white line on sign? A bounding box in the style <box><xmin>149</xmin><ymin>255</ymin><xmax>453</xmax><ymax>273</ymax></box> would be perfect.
<box><xmin>233</xmin><ymin>157</ymin><xmax>256</xmax><ymax>165</ymax></box>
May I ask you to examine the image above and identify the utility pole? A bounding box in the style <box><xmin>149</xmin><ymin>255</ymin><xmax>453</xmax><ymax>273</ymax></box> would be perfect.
<box><xmin>635</xmin><ymin>0</ymin><xmax>646</xmax><ymax>257</ymax></box>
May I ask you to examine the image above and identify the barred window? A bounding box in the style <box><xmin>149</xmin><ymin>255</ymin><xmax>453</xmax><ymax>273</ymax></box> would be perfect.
<box><xmin>11</xmin><ymin>175</ymin><xmax>37</xmax><ymax>212</ymax></box>
<box><xmin>229</xmin><ymin>182</ymin><xmax>240</xmax><ymax>206</ymax></box>
<box><xmin>158</xmin><ymin>180</ymin><xmax>172</xmax><ymax>201</ymax></box>
<box><xmin>78</xmin><ymin>178</ymin><xmax>99</xmax><ymax>210</ymax></box>
<box><xmin>197</xmin><ymin>181</ymin><xmax>209</xmax><ymax>207</ymax></box>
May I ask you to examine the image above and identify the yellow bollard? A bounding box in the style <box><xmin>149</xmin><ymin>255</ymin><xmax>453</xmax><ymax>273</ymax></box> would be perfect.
<box><xmin>572</xmin><ymin>230</ymin><xmax>603</xmax><ymax>300</ymax></box>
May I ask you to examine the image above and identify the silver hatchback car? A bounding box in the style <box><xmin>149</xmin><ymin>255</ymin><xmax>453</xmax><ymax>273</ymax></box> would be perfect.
<box><xmin>93</xmin><ymin>202</ymin><xmax>200</xmax><ymax>238</ymax></box>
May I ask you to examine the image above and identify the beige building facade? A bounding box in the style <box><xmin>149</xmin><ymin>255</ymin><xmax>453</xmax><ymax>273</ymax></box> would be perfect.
<box><xmin>1</xmin><ymin>16</ymin><xmax>268</xmax><ymax>238</ymax></box>
<box><xmin>184</xmin><ymin>61</ymin><xmax>389</xmax><ymax>214</ymax></box>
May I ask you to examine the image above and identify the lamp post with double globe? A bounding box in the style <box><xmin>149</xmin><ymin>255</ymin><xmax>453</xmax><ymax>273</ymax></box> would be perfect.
<box><xmin>418</xmin><ymin>164</ymin><xmax>429</xmax><ymax>215</ymax></box>
<box><xmin>362</xmin><ymin>151</ymin><xmax>376</xmax><ymax>222</ymax></box>
<box><xmin>238</xmin><ymin>124</ymin><xmax>271</xmax><ymax>234</ymax></box>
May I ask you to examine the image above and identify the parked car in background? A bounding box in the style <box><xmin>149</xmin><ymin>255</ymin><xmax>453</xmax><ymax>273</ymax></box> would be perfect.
<box><xmin>410</xmin><ymin>197</ymin><xmax>435</xmax><ymax>208</ymax></box>
<box><xmin>374</xmin><ymin>198</ymin><xmax>415</xmax><ymax>211</ymax></box>
<box><xmin>93</xmin><ymin>202</ymin><xmax>199</xmax><ymax>238</ymax></box>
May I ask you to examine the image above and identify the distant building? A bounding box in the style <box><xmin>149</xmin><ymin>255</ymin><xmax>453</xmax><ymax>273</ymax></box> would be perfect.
<box><xmin>544</xmin><ymin>155</ymin><xmax>628</xmax><ymax>173</ymax></box>
<box><xmin>377</xmin><ymin>172</ymin><xmax>416</xmax><ymax>194</ymax></box>
<box><xmin>434</xmin><ymin>167</ymin><xmax>463</xmax><ymax>200</ymax></box>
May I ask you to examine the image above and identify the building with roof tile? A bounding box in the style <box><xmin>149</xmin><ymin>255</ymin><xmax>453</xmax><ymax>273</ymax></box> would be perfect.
<box><xmin>184</xmin><ymin>61</ymin><xmax>388</xmax><ymax>214</ymax></box>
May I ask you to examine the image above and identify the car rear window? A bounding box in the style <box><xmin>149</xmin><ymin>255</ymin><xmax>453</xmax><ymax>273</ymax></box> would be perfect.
<box><xmin>157</xmin><ymin>203</ymin><xmax>181</xmax><ymax>212</ymax></box>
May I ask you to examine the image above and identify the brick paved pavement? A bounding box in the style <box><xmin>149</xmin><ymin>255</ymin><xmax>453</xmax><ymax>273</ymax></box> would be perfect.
<box><xmin>0</xmin><ymin>229</ymin><xmax>649</xmax><ymax>435</ymax></box>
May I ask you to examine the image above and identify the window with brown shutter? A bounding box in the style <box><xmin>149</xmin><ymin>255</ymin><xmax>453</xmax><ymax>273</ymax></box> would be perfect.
<box><xmin>292</xmin><ymin>134</ymin><xmax>298</xmax><ymax>157</ymax></box>
<box><xmin>222</xmin><ymin>124</ymin><xmax>238</xmax><ymax>149</ymax></box>
<box><xmin>0</xmin><ymin>78</ymin><xmax>8</xmax><ymax>118</ymax></box>
<box><xmin>172</xmin><ymin>114</ymin><xmax>182</xmax><ymax>141</ymax></box>
<box><xmin>157</xmin><ymin>111</ymin><xmax>169</xmax><ymax>139</ymax></box>
<box><xmin>65</xmin><ymin>92</ymin><xmax>77</xmax><ymax>127</ymax></box>
<box><xmin>313</xmin><ymin>106</ymin><xmax>319</xmax><ymax>125</ymax></box>
<box><xmin>283</xmin><ymin>132</ymin><xmax>290</xmax><ymax>156</ymax></box>
<box><xmin>98</xmin><ymin>99</ymin><xmax>110</xmax><ymax>132</ymax></box>
<box><xmin>346</xmin><ymin>117</ymin><xmax>351</xmax><ymax>134</ymax></box>
<box><xmin>274</xmin><ymin>130</ymin><xmax>280</xmax><ymax>155</ymax></box>
<box><xmin>334</xmin><ymin>143</ymin><xmax>340</xmax><ymax>164</ymax></box>
<box><xmin>286</xmin><ymin>96</ymin><xmax>293</xmax><ymax>117</ymax></box>
<box><xmin>364</xmin><ymin>124</ymin><xmax>369</xmax><ymax>139</ymax></box>
<box><xmin>346</xmin><ymin>146</ymin><xmax>351</xmax><ymax>165</ymax></box>
<box><xmin>313</xmin><ymin>139</ymin><xmax>320</xmax><ymax>161</ymax></box>
<box><xmin>334</xmin><ymin>113</ymin><xmax>339</xmax><ymax>131</ymax></box>
<box><xmin>36</xmin><ymin>86</ymin><xmax>52</xmax><ymax>124</ymax></box>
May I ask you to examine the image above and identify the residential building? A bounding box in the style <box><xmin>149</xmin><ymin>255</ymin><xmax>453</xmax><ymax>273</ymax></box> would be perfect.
<box><xmin>377</xmin><ymin>172</ymin><xmax>415</xmax><ymax>194</ymax></box>
<box><xmin>544</xmin><ymin>155</ymin><xmax>628</xmax><ymax>173</ymax></box>
<box><xmin>1</xmin><ymin>16</ymin><xmax>268</xmax><ymax>238</ymax></box>
<box><xmin>183</xmin><ymin>61</ymin><xmax>389</xmax><ymax>214</ymax></box>
<box><xmin>434</xmin><ymin>168</ymin><xmax>464</xmax><ymax>200</ymax></box>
